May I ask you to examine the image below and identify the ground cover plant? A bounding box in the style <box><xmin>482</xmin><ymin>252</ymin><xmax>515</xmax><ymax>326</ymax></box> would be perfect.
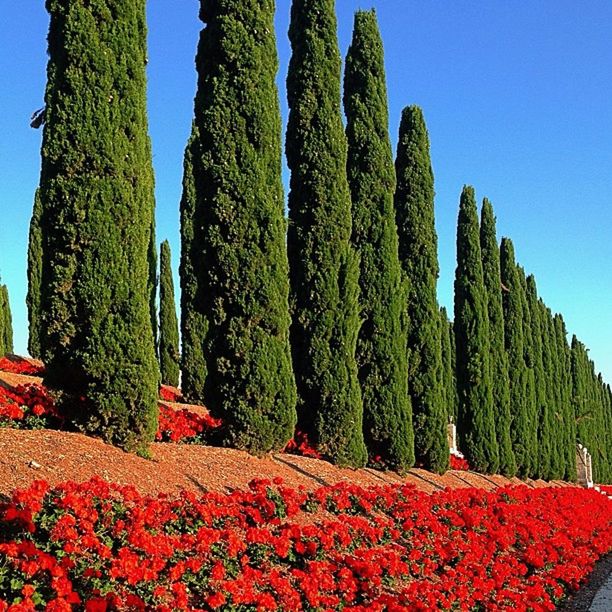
<box><xmin>0</xmin><ymin>478</ymin><xmax>610</xmax><ymax>611</ymax></box>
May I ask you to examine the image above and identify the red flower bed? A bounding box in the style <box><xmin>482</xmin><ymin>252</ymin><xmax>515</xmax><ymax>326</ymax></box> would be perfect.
<box><xmin>0</xmin><ymin>478</ymin><xmax>609</xmax><ymax>611</ymax></box>
<box><xmin>599</xmin><ymin>485</ymin><xmax>612</xmax><ymax>495</ymax></box>
<box><xmin>0</xmin><ymin>382</ymin><xmax>222</xmax><ymax>444</ymax></box>
<box><xmin>0</xmin><ymin>384</ymin><xmax>62</xmax><ymax>429</ymax></box>
<box><xmin>0</xmin><ymin>357</ymin><xmax>44</xmax><ymax>377</ymax></box>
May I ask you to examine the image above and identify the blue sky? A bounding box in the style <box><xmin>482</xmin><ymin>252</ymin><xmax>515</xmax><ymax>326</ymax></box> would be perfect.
<box><xmin>1</xmin><ymin>1</ymin><xmax>611</xmax><ymax>383</ymax></box>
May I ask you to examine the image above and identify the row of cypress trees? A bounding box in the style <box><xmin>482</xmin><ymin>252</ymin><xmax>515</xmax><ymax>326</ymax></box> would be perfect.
<box><xmin>0</xmin><ymin>283</ymin><xmax>13</xmax><ymax>357</ymax></box>
<box><xmin>177</xmin><ymin>1</ymin><xmax>452</xmax><ymax>471</ymax></box>
<box><xmin>26</xmin><ymin>0</ymin><xmax>610</xmax><ymax>479</ymax></box>
<box><xmin>572</xmin><ymin>337</ymin><xmax>612</xmax><ymax>482</ymax></box>
<box><xmin>452</xmin><ymin>187</ymin><xmax>611</xmax><ymax>482</ymax></box>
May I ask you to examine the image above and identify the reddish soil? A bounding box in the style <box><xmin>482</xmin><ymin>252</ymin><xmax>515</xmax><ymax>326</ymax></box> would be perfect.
<box><xmin>0</xmin><ymin>364</ymin><xmax>577</xmax><ymax>498</ymax></box>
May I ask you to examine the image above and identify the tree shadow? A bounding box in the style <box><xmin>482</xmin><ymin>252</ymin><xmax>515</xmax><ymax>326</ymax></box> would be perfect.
<box><xmin>273</xmin><ymin>455</ymin><xmax>330</xmax><ymax>488</ymax></box>
<box><xmin>407</xmin><ymin>470</ymin><xmax>445</xmax><ymax>491</ymax></box>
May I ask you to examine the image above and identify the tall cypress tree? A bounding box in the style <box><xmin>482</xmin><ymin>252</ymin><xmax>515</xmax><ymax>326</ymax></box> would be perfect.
<box><xmin>148</xmin><ymin>221</ymin><xmax>158</xmax><ymax>359</ymax></box>
<box><xmin>343</xmin><ymin>9</ymin><xmax>413</xmax><ymax>471</ymax></box>
<box><xmin>479</xmin><ymin>199</ymin><xmax>515</xmax><ymax>476</ymax></box>
<box><xmin>27</xmin><ymin>189</ymin><xmax>43</xmax><ymax>359</ymax></box>
<box><xmin>517</xmin><ymin>266</ymin><xmax>538</xmax><ymax>478</ymax></box>
<box><xmin>0</xmin><ymin>285</ymin><xmax>7</xmax><ymax>357</ymax></box>
<box><xmin>184</xmin><ymin>0</ymin><xmax>297</xmax><ymax>453</ymax></box>
<box><xmin>1</xmin><ymin>286</ymin><xmax>13</xmax><ymax>355</ymax></box>
<box><xmin>571</xmin><ymin>335</ymin><xmax>588</xmax><ymax>444</ymax></box>
<box><xmin>557</xmin><ymin>317</ymin><xmax>577</xmax><ymax>482</ymax></box>
<box><xmin>500</xmin><ymin>238</ymin><xmax>530</xmax><ymax>476</ymax></box>
<box><xmin>394</xmin><ymin>106</ymin><xmax>448</xmax><ymax>473</ymax></box>
<box><xmin>38</xmin><ymin>0</ymin><xmax>159</xmax><ymax>454</ymax></box>
<box><xmin>449</xmin><ymin>318</ymin><xmax>459</xmax><ymax>423</ymax></box>
<box><xmin>286</xmin><ymin>0</ymin><xmax>366</xmax><ymax>467</ymax></box>
<box><xmin>440</xmin><ymin>307</ymin><xmax>458</xmax><ymax>424</ymax></box>
<box><xmin>0</xmin><ymin>289</ymin><xmax>4</xmax><ymax>357</ymax></box>
<box><xmin>454</xmin><ymin>186</ymin><xmax>499</xmax><ymax>473</ymax></box>
<box><xmin>525</xmin><ymin>275</ymin><xmax>551</xmax><ymax>480</ymax></box>
<box><xmin>158</xmin><ymin>240</ymin><xmax>180</xmax><ymax>388</ymax></box>
<box><xmin>539</xmin><ymin>302</ymin><xmax>563</xmax><ymax>479</ymax></box>
<box><xmin>179</xmin><ymin>124</ymin><xmax>207</xmax><ymax>402</ymax></box>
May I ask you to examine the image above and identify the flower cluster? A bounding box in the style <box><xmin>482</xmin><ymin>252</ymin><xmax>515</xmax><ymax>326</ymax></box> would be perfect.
<box><xmin>159</xmin><ymin>385</ymin><xmax>182</xmax><ymax>403</ymax></box>
<box><xmin>156</xmin><ymin>403</ymin><xmax>221</xmax><ymax>443</ymax></box>
<box><xmin>0</xmin><ymin>384</ymin><xmax>62</xmax><ymax>429</ymax></box>
<box><xmin>0</xmin><ymin>357</ymin><xmax>44</xmax><ymax>377</ymax></box>
<box><xmin>0</xmin><ymin>381</ymin><xmax>222</xmax><ymax>445</ymax></box>
<box><xmin>283</xmin><ymin>430</ymin><xmax>322</xmax><ymax>459</ymax></box>
<box><xmin>0</xmin><ymin>477</ymin><xmax>609</xmax><ymax>611</ymax></box>
<box><xmin>450</xmin><ymin>454</ymin><xmax>470</xmax><ymax>471</ymax></box>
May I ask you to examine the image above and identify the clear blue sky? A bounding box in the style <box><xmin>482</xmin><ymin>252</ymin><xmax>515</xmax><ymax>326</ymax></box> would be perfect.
<box><xmin>1</xmin><ymin>1</ymin><xmax>611</xmax><ymax>384</ymax></box>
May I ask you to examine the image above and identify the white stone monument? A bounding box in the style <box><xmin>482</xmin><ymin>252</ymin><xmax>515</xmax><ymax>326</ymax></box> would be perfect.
<box><xmin>576</xmin><ymin>443</ymin><xmax>593</xmax><ymax>488</ymax></box>
<box><xmin>447</xmin><ymin>422</ymin><xmax>464</xmax><ymax>458</ymax></box>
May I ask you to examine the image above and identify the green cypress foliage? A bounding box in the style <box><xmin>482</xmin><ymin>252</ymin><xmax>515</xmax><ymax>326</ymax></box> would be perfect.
<box><xmin>516</xmin><ymin>266</ymin><xmax>538</xmax><ymax>478</ymax></box>
<box><xmin>158</xmin><ymin>240</ymin><xmax>180</xmax><ymax>388</ymax></box>
<box><xmin>596</xmin><ymin>376</ymin><xmax>610</xmax><ymax>482</ymax></box>
<box><xmin>148</xmin><ymin>221</ymin><xmax>158</xmax><ymax>356</ymax></box>
<box><xmin>479</xmin><ymin>199</ymin><xmax>515</xmax><ymax>476</ymax></box>
<box><xmin>539</xmin><ymin>303</ymin><xmax>563</xmax><ymax>479</ymax></box>
<box><xmin>551</xmin><ymin>313</ymin><xmax>573</xmax><ymax>480</ymax></box>
<box><xmin>454</xmin><ymin>186</ymin><xmax>499</xmax><ymax>474</ymax></box>
<box><xmin>448</xmin><ymin>318</ymin><xmax>459</xmax><ymax>423</ymax></box>
<box><xmin>0</xmin><ymin>287</ymin><xmax>4</xmax><ymax>358</ymax></box>
<box><xmin>286</xmin><ymin>0</ymin><xmax>366</xmax><ymax>467</ymax></box>
<box><xmin>500</xmin><ymin>238</ymin><xmax>530</xmax><ymax>476</ymax></box>
<box><xmin>394</xmin><ymin>106</ymin><xmax>448</xmax><ymax>473</ymax></box>
<box><xmin>0</xmin><ymin>285</ymin><xmax>13</xmax><ymax>356</ymax></box>
<box><xmin>343</xmin><ymin>9</ymin><xmax>413</xmax><ymax>471</ymax></box>
<box><xmin>185</xmin><ymin>0</ymin><xmax>297</xmax><ymax>453</ymax></box>
<box><xmin>27</xmin><ymin>189</ymin><xmax>43</xmax><ymax>359</ymax></box>
<box><xmin>440</xmin><ymin>307</ymin><xmax>458</xmax><ymax>424</ymax></box>
<box><xmin>572</xmin><ymin>336</ymin><xmax>609</xmax><ymax>482</ymax></box>
<box><xmin>2</xmin><ymin>286</ymin><xmax>13</xmax><ymax>355</ymax></box>
<box><xmin>37</xmin><ymin>0</ymin><xmax>159</xmax><ymax>454</ymax></box>
<box><xmin>525</xmin><ymin>276</ymin><xmax>551</xmax><ymax>479</ymax></box>
<box><xmin>179</xmin><ymin>124</ymin><xmax>208</xmax><ymax>403</ymax></box>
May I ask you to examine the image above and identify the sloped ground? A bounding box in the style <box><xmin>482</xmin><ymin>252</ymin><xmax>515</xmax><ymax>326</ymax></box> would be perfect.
<box><xmin>0</xmin><ymin>365</ymin><xmax>574</xmax><ymax>498</ymax></box>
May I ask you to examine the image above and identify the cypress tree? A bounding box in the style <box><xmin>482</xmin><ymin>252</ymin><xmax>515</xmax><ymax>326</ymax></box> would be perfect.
<box><xmin>38</xmin><ymin>0</ymin><xmax>159</xmax><ymax>454</ymax></box>
<box><xmin>525</xmin><ymin>275</ymin><xmax>551</xmax><ymax>479</ymax></box>
<box><xmin>394</xmin><ymin>106</ymin><xmax>448</xmax><ymax>473</ymax></box>
<box><xmin>555</xmin><ymin>314</ymin><xmax>576</xmax><ymax>480</ymax></box>
<box><xmin>27</xmin><ymin>189</ymin><xmax>43</xmax><ymax>359</ymax></box>
<box><xmin>0</xmin><ymin>285</ymin><xmax>7</xmax><ymax>357</ymax></box>
<box><xmin>449</xmin><ymin>318</ymin><xmax>459</xmax><ymax>423</ymax></box>
<box><xmin>572</xmin><ymin>338</ymin><xmax>609</xmax><ymax>482</ymax></box>
<box><xmin>158</xmin><ymin>240</ymin><xmax>180</xmax><ymax>388</ymax></box>
<box><xmin>343</xmin><ymin>9</ymin><xmax>413</xmax><ymax>471</ymax></box>
<box><xmin>440</xmin><ymin>307</ymin><xmax>458</xmax><ymax>424</ymax></box>
<box><xmin>594</xmin><ymin>372</ymin><xmax>608</xmax><ymax>481</ymax></box>
<box><xmin>1</xmin><ymin>286</ymin><xmax>13</xmax><ymax>355</ymax></box>
<box><xmin>179</xmin><ymin>124</ymin><xmax>208</xmax><ymax>402</ymax></box>
<box><xmin>454</xmin><ymin>186</ymin><xmax>499</xmax><ymax>474</ymax></box>
<box><xmin>517</xmin><ymin>266</ymin><xmax>538</xmax><ymax>477</ymax></box>
<box><xmin>184</xmin><ymin>0</ymin><xmax>297</xmax><ymax>453</ymax></box>
<box><xmin>148</xmin><ymin>222</ymin><xmax>158</xmax><ymax>357</ymax></box>
<box><xmin>500</xmin><ymin>238</ymin><xmax>530</xmax><ymax>476</ymax></box>
<box><xmin>286</xmin><ymin>0</ymin><xmax>366</xmax><ymax>467</ymax></box>
<box><xmin>479</xmin><ymin>199</ymin><xmax>515</xmax><ymax>476</ymax></box>
<box><xmin>539</xmin><ymin>303</ymin><xmax>563</xmax><ymax>479</ymax></box>
<box><xmin>0</xmin><ymin>289</ymin><xmax>4</xmax><ymax>357</ymax></box>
